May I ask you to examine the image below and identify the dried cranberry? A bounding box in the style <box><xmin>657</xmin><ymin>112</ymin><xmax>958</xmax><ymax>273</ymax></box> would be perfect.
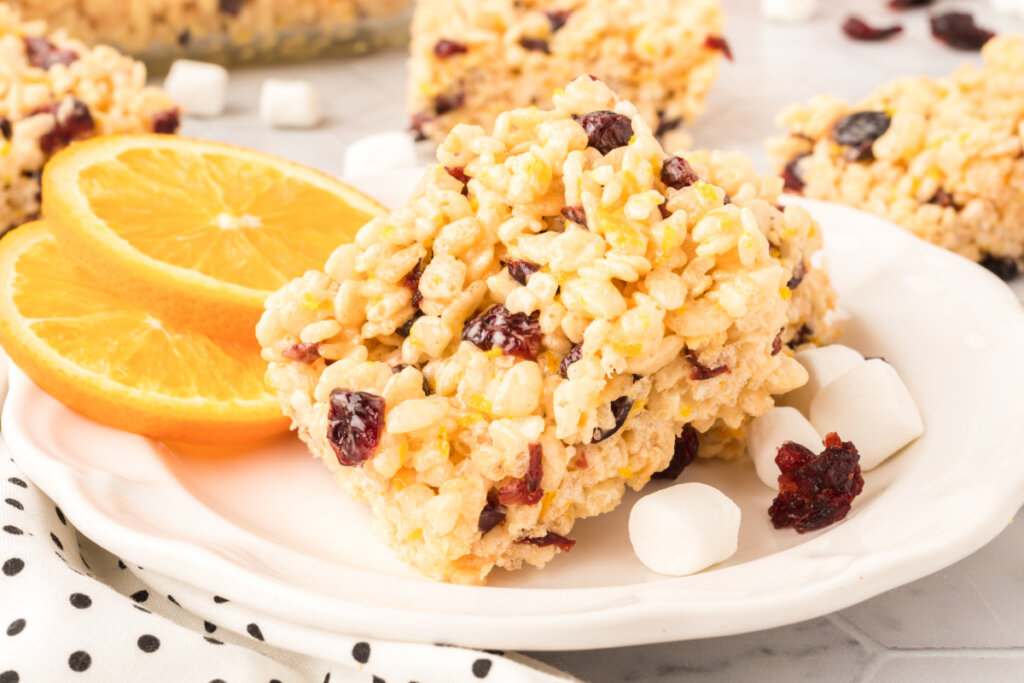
<box><xmin>658</xmin><ymin>201</ymin><xmax>672</xmax><ymax>220</ymax></box>
<box><xmin>0</xmin><ymin>117</ymin><xmax>10</xmax><ymax>141</ymax></box>
<box><xmin>218</xmin><ymin>0</ymin><xmax>244</xmax><ymax>16</ymax></box>
<box><xmin>592</xmin><ymin>396</ymin><xmax>635</xmax><ymax>443</ymax></box>
<box><xmin>782</xmin><ymin>153</ymin><xmax>809</xmax><ymax>193</ymax></box>
<box><xmin>561</xmin><ymin>205</ymin><xmax>588</xmax><ymax>229</ymax></box>
<box><xmin>889</xmin><ymin>0</ymin><xmax>934</xmax><ymax>7</ymax></box>
<box><xmin>23</xmin><ymin>37</ymin><xmax>78</xmax><ymax>69</ymax></box>
<box><xmin>445</xmin><ymin>166</ymin><xmax>469</xmax><ymax>186</ymax></box>
<box><xmin>652</xmin><ymin>424</ymin><xmax>699</xmax><ymax>480</ymax></box>
<box><xmin>980</xmin><ymin>255</ymin><xmax>1020</xmax><ymax>281</ymax></box>
<box><xmin>661</xmin><ymin>156</ymin><xmax>700</xmax><ymax>190</ymax></box>
<box><xmin>789</xmin><ymin>324</ymin><xmax>814</xmax><ymax>349</ymax></box>
<box><xmin>930</xmin><ymin>12</ymin><xmax>994</xmax><ymax>51</ymax></box>
<box><xmin>434</xmin><ymin>92</ymin><xmax>465</xmax><ymax>116</ymax></box>
<box><xmin>506</xmin><ymin>259</ymin><xmax>541</xmax><ymax>286</ymax></box>
<box><xmin>704</xmin><ymin>35</ymin><xmax>733</xmax><ymax>61</ymax></box>
<box><xmin>655</xmin><ymin>113</ymin><xmax>683</xmax><ymax>138</ymax></box>
<box><xmin>327</xmin><ymin>389</ymin><xmax>385</xmax><ymax>467</ymax></box>
<box><xmin>497</xmin><ymin>444</ymin><xmax>544</xmax><ymax>506</ymax></box>
<box><xmin>787</xmin><ymin>261</ymin><xmax>806</xmax><ymax>290</ymax></box>
<box><xmin>842</xmin><ymin>16</ymin><xmax>903</xmax><ymax>41</ymax></box>
<box><xmin>515</xmin><ymin>531</ymin><xmax>575</xmax><ymax>552</ymax></box>
<box><xmin>519</xmin><ymin>38</ymin><xmax>551</xmax><ymax>53</ymax></box>
<box><xmin>151</xmin><ymin>108</ymin><xmax>181</xmax><ymax>134</ymax></box>
<box><xmin>433</xmin><ymin>39</ymin><xmax>468</xmax><ymax>58</ymax></box>
<box><xmin>928</xmin><ymin>188</ymin><xmax>954</xmax><ymax>208</ymax></box>
<box><xmin>772</xmin><ymin>329</ymin><xmax>784</xmax><ymax>356</ymax></box>
<box><xmin>282</xmin><ymin>342</ymin><xmax>321</xmax><ymax>363</ymax></box>
<box><xmin>401</xmin><ymin>259</ymin><xmax>425</xmax><ymax>308</ymax></box>
<box><xmin>39</xmin><ymin>98</ymin><xmax>94</xmax><ymax>154</ymax></box>
<box><xmin>574</xmin><ymin>111</ymin><xmax>634</xmax><ymax>155</ymax></box>
<box><xmin>478</xmin><ymin>498</ymin><xmax>507</xmax><ymax>534</ymax></box>
<box><xmin>546</xmin><ymin>10</ymin><xmax>572</xmax><ymax>32</ymax></box>
<box><xmin>831</xmin><ymin>111</ymin><xmax>890</xmax><ymax>162</ymax></box>
<box><xmin>684</xmin><ymin>347</ymin><xmax>730</xmax><ymax>381</ymax></box>
<box><xmin>396</xmin><ymin>311</ymin><xmax>423</xmax><ymax>338</ymax></box>
<box><xmin>462</xmin><ymin>305</ymin><xmax>544</xmax><ymax>360</ymax></box>
<box><xmin>769</xmin><ymin>433</ymin><xmax>864</xmax><ymax>533</ymax></box>
<box><xmin>177</xmin><ymin>28</ymin><xmax>192</xmax><ymax>46</ymax></box>
<box><xmin>559</xmin><ymin>343</ymin><xmax>583</xmax><ymax>379</ymax></box>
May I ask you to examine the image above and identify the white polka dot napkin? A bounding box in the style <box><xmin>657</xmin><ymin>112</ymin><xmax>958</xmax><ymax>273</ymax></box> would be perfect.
<box><xmin>0</xmin><ymin>443</ymin><xmax>576</xmax><ymax>683</ymax></box>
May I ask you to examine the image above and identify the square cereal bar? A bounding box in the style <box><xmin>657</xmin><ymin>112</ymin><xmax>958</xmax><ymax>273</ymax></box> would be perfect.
<box><xmin>259</xmin><ymin>77</ymin><xmax>836</xmax><ymax>584</ymax></box>
<box><xmin>408</xmin><ymin>0</ymin><xmax>728</xmax><ymax>145</ymax></box>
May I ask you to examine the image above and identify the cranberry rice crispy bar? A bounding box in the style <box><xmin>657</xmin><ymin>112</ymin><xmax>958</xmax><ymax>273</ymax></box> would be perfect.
<box><xmin>0</xmin><ymin>4</ymin><xmax>179</xmax><ymax>233</ymax></box>
<box><xmin>408</xmin><ymin>0</ymin><xmax>728</xmax><ymax>145</ymax></box>
<box><xmin>768</xmin><ymin>34</ymin><xmax>1024</xmax><ymax>275</ymax></box>
<box><xmin>258</xmin><ymin>76</ymin><xmax>836</xmax><ymax>585</ymax></box>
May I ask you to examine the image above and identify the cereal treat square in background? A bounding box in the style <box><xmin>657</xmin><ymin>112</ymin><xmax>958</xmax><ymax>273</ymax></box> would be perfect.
<box><xmin>407</xmin><ymin>0</ymin><xmax>729</xmax><ymax>145</ymax></box>
<box><xmin>258</xmin><ymin>76</ymin><xmax>836</xmax><ymax>585</ymax></box>
<box><xmin>767</xmin><ymin>34</ymin><xmax>1024</xmax><ymax>278</ymax></box>
<box><xmin>0</xmin><ymin>5</ymin><xmax>179</xmax><ymax>233</ymax></box>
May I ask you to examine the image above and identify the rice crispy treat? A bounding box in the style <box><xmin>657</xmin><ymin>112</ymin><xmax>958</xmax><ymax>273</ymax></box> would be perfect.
<box><xmin>17</xmin><ymin>0</ymin><xmax>413</xmax><ymax>62</ymax></box>
<box><xmin>408</xmin><ymin>0</ymin><xmax>728</xmax><ymax>145</ymax></box>
<box><xmin>258</xmin><ymin>77</ymin><xmax>836</xmax><ymax>585</ymax></box>
<box><xmin>767</xmin><ymin>34</ymin><xmax>1024</xmax><ymax>272</ymax></box>
<box><xmin>0</xmin><ymin>5</ymin><xmax>179</xmax><ymax>233</ymax></box>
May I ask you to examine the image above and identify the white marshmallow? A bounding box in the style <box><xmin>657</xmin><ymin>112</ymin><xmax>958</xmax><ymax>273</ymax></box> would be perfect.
<box><xmin>629</xmin><ymin>483</ymin><xmax>741</xmax><ymax>576</ymax></box>
<box><xmin>259</xmin><ymin>79</ymin><xmax>322</xmax><ymax>129</ymax></box>
<box><xmin>163</xmin><ymin>60</ymin><xmax>228</xmax><ymax>118</ymax></box>
<box><xmin>780</xmin><ymin>344</ymin><xmax>865</xmax><ymax>415</ymax></box>
<box><xmin>747</xmin><ymin>406</ymin><xmax>823</xmax><ymax>489</ymax></box>
<box><xmin>809</xmin><ymin>359</ymin><xmax>924</xmax><ymax>471</ymax></box>
<box><xmin>760</xmin><ymin>0</ymin><xmax>817</xmax><ymax>23</ymax></box>
<box><xmin>342</xmin><ymin>132</ymin><xmax>419</xmax><ymax>177</ymax></box>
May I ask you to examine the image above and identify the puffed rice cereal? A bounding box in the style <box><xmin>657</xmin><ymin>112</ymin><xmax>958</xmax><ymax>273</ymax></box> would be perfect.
<box><xmin>258</xmin><ymin>76</ymin><xmax>836</xmax><ymax>585</ymax></box>
<box><xmin>408</xmin><ymin>0</ymin><xmax>728</xmax><ymax>146</ymax></box>
<box><xmin>767</xmin><ymin>34</ymin><xmax>1024</xmax><ymax>274</ymax></box>
<box><xmin>0</xmin><ymin>4</ymin><xmax>179</xmax><ymax>232</ymax></box>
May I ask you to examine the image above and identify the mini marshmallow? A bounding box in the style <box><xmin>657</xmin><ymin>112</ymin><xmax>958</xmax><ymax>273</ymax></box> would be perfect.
<box><xmin>761</xmin><ymin>0</ymin><xmax>817</xmax><ymax>23</ymax></box>
<box><xmin>781</xmin><ymin>344</ymin><xmax>864</xmax><ymax>415</ymax></box>
<box><xmin>747</xmin><ymin>406</ymin><xmax>822</xmax><ymax>488</ymax></box>
<box><xmin>809</xmin><ymin>359</ymin><xmax>923</xmax><ymax>471</ymax></box>
<box><xmin>342</xmin><ymin>132</ymin><xmax>419</xmax><ymax>177</ymax></box>
<box><xmin>163</xmin><ymin>60</ymin><xmax>228</xmax><ymax>118</ymax></box>
<box><xmin>629</xmin><ymin>482</ymin><xmax>741</xmax><ymax>576</ymax></box>
<box><xmin>260</xmin><ymin>79</ymin><xmax>322</xmax><ymax>129</ymax></box>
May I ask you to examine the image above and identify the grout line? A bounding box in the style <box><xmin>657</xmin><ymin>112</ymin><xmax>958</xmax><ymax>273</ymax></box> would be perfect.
<box><xmin>828</xmin><ymin>613</ymin><xmax>885</xmax><ymax>654</ymax></box>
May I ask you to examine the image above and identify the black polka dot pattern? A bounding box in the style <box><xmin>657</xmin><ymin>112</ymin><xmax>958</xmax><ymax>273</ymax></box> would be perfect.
<box><xmin>204</xmin><ymin>637</ymin><xmax>223</xmax><ymax>645</ymax></box>
<box><xmin>2</xmin><ymin>558</ymin><xmax>24</xmax><ymax>576</ymax></box>
<box><xmin>203</xmin><ymin>621</ymin><xmax>216</xmax><ymax>633</ymax></box>
<box><xmin>247</xmin><ymin>623</ymin><xmax>264</xmax><ymax>641</ymax></box>
<box><xmin>4</xmin><ymin>498</ymin><xmax>22</xmax><ymax>511</ymax></box>
<box><xmin>212</xmin><ymin>595</ymin><xmax>228</xmax><ymax>603</ymax></box>
<box><xmin>2</xmin><ymin>525</ymin><xmax>22</xmax><ymax>535</ymax></box>
<box><xmin>49</xmin><ymin>533</ymin><xmax>63</xmax><ymax>550</ymax></box>
<box><xmin>69</xmin><ymin>593</ymin><xmax>92</xmax><ymax>609</ymax></box>
<box><xmin>166</xmin><ymin>594</ymin><xmax>180</xmax><ymax>607</ymax></box>
<box><xmin>117</xmin><ymin>559</ymin><xmax>126</xmax><ymax>570</ymax></box>
<box><xmin>68</xmin><ymin>650</ymin><xmax>91</xmax><ymax>672</ymax></box>
<box><xmin>137</xmin><ymin>635</ymin><xmax>160</xmax><ymax>653</ymax></box>
<box><xmin>472</xmin><ymin>659</ymin><xmax>493</xmax><ymax>678</ymax></box>
<box><xmin>372</xmin><ymin>677</ymin><xmax>385</xmax><ymax>683</ymax></box>
<box><xmin>352</xmin><ymin>642</ymin><xmax>371</xmax><ymax>664</ymax></box>
<box><xmin>54</xmin><ymin>506</ymin><xmax>67</xmax><ymax>525</ymax></box>
<box><xmin>6</xmin><ymin>619</ymin><xmax>25</xmax><ymax>636</ymax></box>
<box><xmin>130</xmin><ymin>590</ymin><xmax>149</xmax><ymax>603</ymax></box>
<box><xmin>7</xmin><ymin>477</ymin><xmax>26</xmax><ymax>488</ymax></box>
<box><xmin>0</xmin><ymin>671</ymin><xmax>18</xmax><ymax>683</ymax></box>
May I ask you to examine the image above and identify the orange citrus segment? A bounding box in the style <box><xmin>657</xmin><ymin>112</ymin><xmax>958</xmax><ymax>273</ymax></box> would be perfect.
<box><xmin>42</xmin><ymin>135</ymin><xmax>386</xmax><ymax>342</ymax></box>
<box><xmin>0</xmin><ymin>221</ymin><xmax>290</xmax><ymax>444</ymax></box>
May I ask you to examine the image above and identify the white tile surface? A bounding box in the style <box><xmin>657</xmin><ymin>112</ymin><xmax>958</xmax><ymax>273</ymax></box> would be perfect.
<box><xmin>165</xmin><ymin>0</ymin><xmax>1024</xmax><ymax>678</ymax></box>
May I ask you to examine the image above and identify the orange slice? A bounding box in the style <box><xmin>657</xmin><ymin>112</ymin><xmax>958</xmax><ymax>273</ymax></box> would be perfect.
<box><xmin>42</xmin><ymin>134</ymin><xmax>385</xmax><ymax>343</ymax></box>
<box><xmin>0</xmin><ymin>221</ymin><xmax>289</xmax><ymax>444</ymax></box>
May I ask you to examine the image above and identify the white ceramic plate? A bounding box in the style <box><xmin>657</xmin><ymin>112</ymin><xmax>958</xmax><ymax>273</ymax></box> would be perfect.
<box><xmin>6</xmin><ymin>184</ymin><xmax>1024</xmax><ymax>651</ymax></box>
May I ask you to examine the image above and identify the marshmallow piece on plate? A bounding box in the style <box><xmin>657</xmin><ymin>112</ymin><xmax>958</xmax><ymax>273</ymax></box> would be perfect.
<box><xmin>342</xmin><ymin>132</ymin><xmax>419</xmax><ymax>178</ymax></box>
<box><xmin>809</xmin><ymin>359</ymin><xmax>924</xmax><ymax>471</ymax></box>
<box><xmin>629</xmin><ymin>483</ymin><xmax>741</xmax><ymax>576</ymax></box>
<box><xmin>260</xmin><ymin>79</ymin><xmax>322</xmax><ymax>129</ymax></box>
<box><xmin>761</xmin><ymin>0</ymin><xmax>817</xmax><ymax>23</ymax></box>
<box><xmin>747</xmin><ymin>406</ymin><xmax>822</xmax><ymax>488</ymax></box>
<box><xmin>780</xmin><ymin>344</ymin><xmax>865</xmax><ymax>415</ymax></box>
<box><xmin>163</xmin><ymin>60</ymin><xmax>228</xmax><ymax>118</ymax></box>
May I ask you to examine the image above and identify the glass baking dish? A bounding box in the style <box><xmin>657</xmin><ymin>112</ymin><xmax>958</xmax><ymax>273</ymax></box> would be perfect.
<box><xmin>15</xmin><ymin>0</ymin><xmax>413</xmax><ymax>68</ymax></box>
